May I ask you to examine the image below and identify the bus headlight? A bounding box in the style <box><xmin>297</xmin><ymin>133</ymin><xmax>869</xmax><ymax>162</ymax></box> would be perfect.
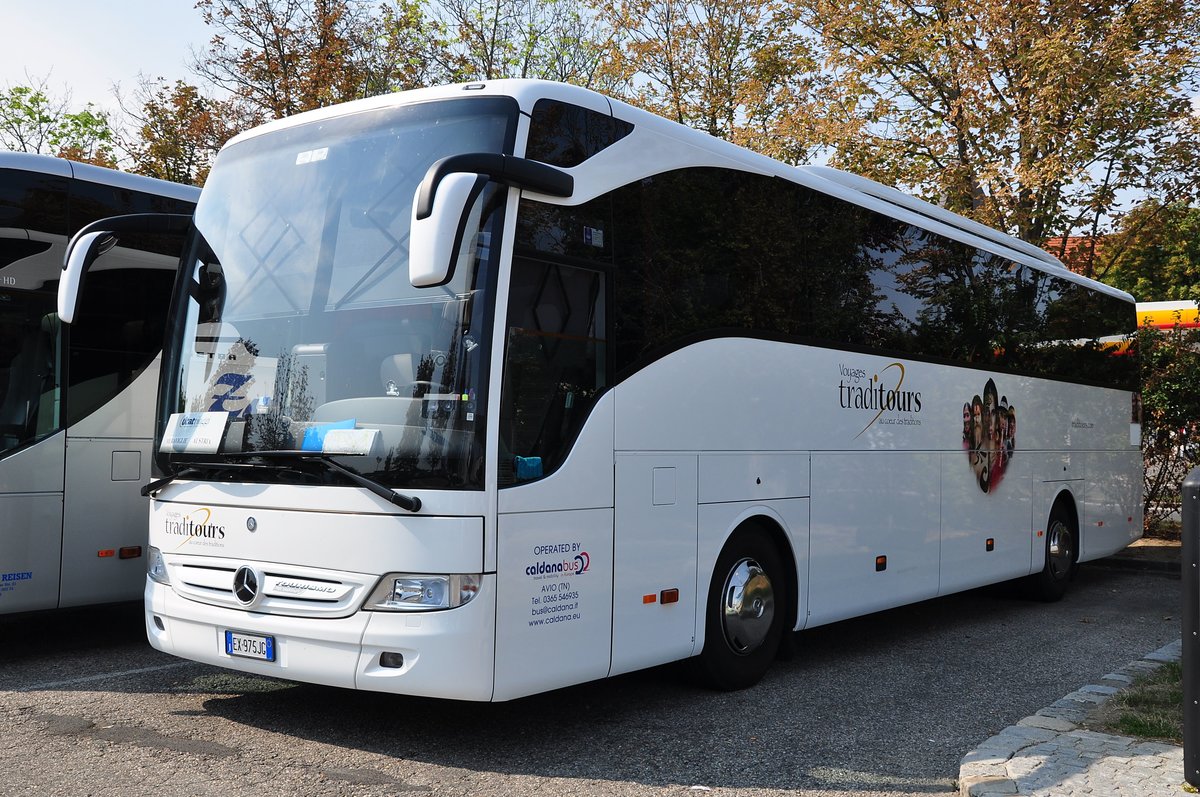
<box><xmin>147</xmin><ymin>546</ymin><xmax>170</xmax><ymax>585</ymax></box>
<box><xmin>364</xmin><ymin>573</ymin><xmax>480</xmax><ymax>611</ymax></box>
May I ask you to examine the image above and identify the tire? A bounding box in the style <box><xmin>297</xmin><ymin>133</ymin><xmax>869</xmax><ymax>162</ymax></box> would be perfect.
<box><xmin>694</xmin><ymin>526</ymin><xmax>785</xmax><ymax>691</ymax></box>
<box><xmin>1032</xmin><ymin>500</ymin><xmax>1078</xmax><ymax>602</ymax></box>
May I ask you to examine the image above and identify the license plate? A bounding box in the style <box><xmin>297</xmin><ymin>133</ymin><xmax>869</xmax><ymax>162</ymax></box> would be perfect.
<box><xmin>224</xmin><ymin>630</ymin><xmax>275</xmax><ymax>662</ymax></box>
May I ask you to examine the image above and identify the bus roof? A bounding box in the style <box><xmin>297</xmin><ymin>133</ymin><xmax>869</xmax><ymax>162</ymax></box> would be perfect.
<box><xmin>0</xmin><ymin>151</ymin><xmax>199</xmax><ymax>203</ymax></box>
<box><xmin>218</xmin><ymin>79</ymin><xmax>1133</xmax><ymax>307</ymax></box>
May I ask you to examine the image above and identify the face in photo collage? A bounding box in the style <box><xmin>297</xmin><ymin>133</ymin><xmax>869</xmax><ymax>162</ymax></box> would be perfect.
<box><xmin>962</xmin><ymin>378</ymin><xmax>1016</xmax><ymax>494</ymax></box>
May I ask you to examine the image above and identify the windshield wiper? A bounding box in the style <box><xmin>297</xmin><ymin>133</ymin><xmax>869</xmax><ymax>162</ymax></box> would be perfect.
<box><xmin>142</xmin><ymin>452</ymin><xmax>422</xmax><ymax>512</ymax></box>
<box><xmin>140</xmin><ymin>459</ymin><xmax>303</xmax><ymax>498</ymax></box>
<box><xmin>229</xmin><ymin>451</ymin><xmax>422</xmax><ymax>512</ymax></box>
<box><xmin>142</xmin><ymin>466</ymin><xmax>204</xmax><ymax>497</ymax></box>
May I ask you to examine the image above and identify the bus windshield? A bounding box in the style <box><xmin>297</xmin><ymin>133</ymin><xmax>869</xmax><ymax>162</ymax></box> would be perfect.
<box><xmin>160</xmin><ymin>97</ymin><xmax>518</xmax><ymax>491</ymax></box>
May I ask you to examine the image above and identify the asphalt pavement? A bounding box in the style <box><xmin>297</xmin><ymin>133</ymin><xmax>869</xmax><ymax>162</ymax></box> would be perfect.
<box><xmin>0</xmin><ymin>552</ymin><xmax>1183</xmax><ymax>797</ymax></box>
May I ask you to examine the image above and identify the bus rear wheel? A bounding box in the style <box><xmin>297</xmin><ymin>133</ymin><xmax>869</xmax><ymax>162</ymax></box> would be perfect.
<box><xmin>1032</xmin><ymin>501</ymin><xmax>1077</xmax><ymax>602</ymax></box>
<box><xmin>695</xmin><ymin>527</ymin><xmax>785</xmax><ymax>690</ymax></box>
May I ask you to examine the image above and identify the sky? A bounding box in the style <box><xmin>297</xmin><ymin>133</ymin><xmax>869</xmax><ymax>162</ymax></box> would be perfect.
<box><xmin>2</xmin><ymin>1</ymin><xmax>213</xmax><ymax>115</ymax></box>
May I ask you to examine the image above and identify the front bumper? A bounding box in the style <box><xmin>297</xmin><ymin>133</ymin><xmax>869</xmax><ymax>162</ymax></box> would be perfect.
<box><xmin>145</xmin><ymin>574</ymin><xmax>497</xmax><ymax>700</ymax></box>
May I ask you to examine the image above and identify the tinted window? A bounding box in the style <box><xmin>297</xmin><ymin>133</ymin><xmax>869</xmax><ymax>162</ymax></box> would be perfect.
<box><xmin>71</xmin><ymin>179</ymin><xmax>195</xmax><ymax>256</ymax></box>
<box><xmin>64</xmin><ymin>181</ymin><xmax>195</xmax><ymax>425</ymax></box>
<box><xmin>525</xmin><ymin>99</ymin><xmax>633</xmax><ymax>168</ymax></box>
<box><xmin>515</xmin><ymin>193</ymin><xmax>612</xmax><ymax>263</ymax></box>
<box><xmin>0</xmin><ymin>169</ymin><xmax>68</xmax><ymax>235</ymax></box>
<box><xmin>66</xmin><ymin>268</ymin><xmax>177</xmax><ymax>424</ymax></box>
<box><xmin>499</xmin><ymin>257</ymin><xmax>607</xmax><ymax>484</ymax></box>
<box><xmin>0</xmin><ymin>169</ymin><xmax>68</xmax><ymax>453</ymax></box>
<box><xmin>607</xmin><ymin>167</ymin><xmax>1136</xmax><ymax>390</ymax></box>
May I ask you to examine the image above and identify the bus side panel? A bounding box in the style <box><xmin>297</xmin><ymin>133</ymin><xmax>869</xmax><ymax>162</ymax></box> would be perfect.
<box><xmin>0</xmin><ymin>432</ymin><xmax>64</xmax><ymax>613</ymax></box>
<box><xmin>58</xmin><ymin>436</ymin><xmax>151</xmax><ymax>607</ymax></box>
<box><xmin>938</xmin><ymin>451</ymin><xmax>1035</xmax><ymax>596</ymax></box>
<box><xmin>59</xmin><ymin>366</ymin><xmax>159</xmax><ymax>608</ymax></box>
<box><xmin>493</xmin><ymin>508</ymin><xmax>614</xmax><ymax>701</ymax></box>
<box><xmin>807</xmin><ymin>452</ymin><xmax>940</xmax><ymax>628</ymax></box>
<box><xmin>610</xmin><ymin>453</ymin><xmax>698</xmax><ymax>677</ymax></box>
<box><xmin>1074</xmin><ymin>451</ymin><xmax>1143</xmax><ymax>562</ymax></box>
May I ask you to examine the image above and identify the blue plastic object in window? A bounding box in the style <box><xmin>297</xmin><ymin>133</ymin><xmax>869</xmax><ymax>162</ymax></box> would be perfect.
<box><xmin>515</xmin><ymin>456</ymin><xmax>543</xmax><ymax>480</ymax></box>
<box><xmin>301</xmin><ymin>418</ymin><xmax>356</xmax><ymax>451</ymax></box>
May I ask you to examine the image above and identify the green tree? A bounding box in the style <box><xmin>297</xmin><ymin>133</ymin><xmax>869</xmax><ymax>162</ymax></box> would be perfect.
<box><xmin>1104</xmin><ymin>202</ymin><xmax>1200</xmax><ymax>302</ymax></box>
<box><xmin>0</xmin><ymin>80</ymin><xmax>116</xmax><ymax>167</ymax></box>
<box><xmin>791</xmin><ymin>0</ymin><xmax>1200</xmax><ymax>259</ymax></box>
<box><xmin>1138</xmin><ymin>322</ymin><xmax>1200</xmax><ymax>532</ymax></box>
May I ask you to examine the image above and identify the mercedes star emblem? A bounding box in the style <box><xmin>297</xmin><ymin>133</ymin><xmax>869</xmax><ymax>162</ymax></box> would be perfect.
<box><xmin>232</xmin><ymin>566</ymin><xmax>260</xmax><ymax>605</ymax></box>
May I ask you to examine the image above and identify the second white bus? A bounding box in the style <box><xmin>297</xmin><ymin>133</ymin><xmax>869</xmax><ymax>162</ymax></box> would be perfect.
<box><xmin>1</xmin><ymin>152</ymin><xmax>198</xmax><ymax>613</ymax></box>
<box><xmin>62</xmin><ymin>81</ymin><xmax>1141</xmax><ymax>699</ymax></box>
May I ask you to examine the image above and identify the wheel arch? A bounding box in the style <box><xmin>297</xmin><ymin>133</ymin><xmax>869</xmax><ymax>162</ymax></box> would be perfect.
<box><xmin>711</xmin><ymin>511</ymin><xmax>800</xmax><ymax>635</ymax></box>
<box><xmin>1049</xmin><ymin>488</ymin><xmax>1081</xmax><ymax>565</ymax></box>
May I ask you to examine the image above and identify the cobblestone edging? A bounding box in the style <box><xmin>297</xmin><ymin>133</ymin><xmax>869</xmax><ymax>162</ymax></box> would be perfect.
<box><xmin>957</xmin><ymin>639</ymin><xmax>1184</xmax><ymax>797</ymax></box>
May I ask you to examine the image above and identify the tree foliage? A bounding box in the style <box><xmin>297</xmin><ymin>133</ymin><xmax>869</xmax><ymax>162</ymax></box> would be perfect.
<box><xmin>591</xmin><ymin>0</ymin><xmax>823</xmax><ymax>163</ymax></box>
<box><xmin>1138</xmin><ymin>322</ymin><xmax>1200</xmax><ymax>532</ymax></box>
<box><xmin>119</xmin><ymin>78</ymin><xmax>238</xmax><ymax>186</ymax></box>
<box><xmin>1104</xmin><ymin>202</ymin><xmax>1200</xmax><ymax>302</ymax></box>
<box><xmin>0</xmin><ymin>78</ymin><xmax>116</xmax><ymax>167</ymax></box>
<box><xmin>425</xmin><ymin>0</ymin><xmax>612</xmax><ymax>84</ymax></box>
<box><xmin>191</xmin><ymin>0</ymin><xmax>408</xmax><ymax>122</ymax></box>
<box><xmin>791</xmin><ymin>0</ymin><xmax>1200</xmax><ymax>254</ymax></box>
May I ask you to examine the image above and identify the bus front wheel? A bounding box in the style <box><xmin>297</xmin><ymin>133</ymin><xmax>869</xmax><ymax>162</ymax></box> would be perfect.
<box><xmin>1032</xmin><ymin>501</ymin><xmax>1078</xmax><ymax>602</ymax></box>
<box><xmin>695</xmin><ymin>527</ymin><xmax>784</xmax><ymax>690</ymax></box>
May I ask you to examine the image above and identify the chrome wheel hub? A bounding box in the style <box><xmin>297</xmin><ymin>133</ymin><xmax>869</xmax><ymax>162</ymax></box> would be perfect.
<box><xmin>721</xmin><ymin>557</ymin><xmax>775</xmax><ymax>655</ymax></box>
<box><xmin>1047</xmin><ymin>520</ymin><xmax>1074</xmax><ymax>581</ymax></box>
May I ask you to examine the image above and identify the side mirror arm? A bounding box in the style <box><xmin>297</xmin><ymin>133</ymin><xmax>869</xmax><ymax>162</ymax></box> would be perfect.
<box><xmin>58</xmin><ymin>213</ymin><xmax>193</xmax><ymax>325</ymax></box>
<box><xmin>409</xmin><ymin>154</ymin><xmax>572</xmax><ymax>288</ymax></box>
<box><xmin>414</xmin><ymin>153</ymin><xmax>573</xmax><ymax>221</ymax></box>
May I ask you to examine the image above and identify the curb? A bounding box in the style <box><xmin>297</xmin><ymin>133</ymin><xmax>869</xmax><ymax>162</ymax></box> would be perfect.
<box><xmin>957</xmin><ymin>639</ymin><xmax>1183</xmax><ymax>797</ymax></box>
<box><xmin>1091</xmin><ymin>555</ymin><xmax>1181</xmax><ymax>576</ymax></box>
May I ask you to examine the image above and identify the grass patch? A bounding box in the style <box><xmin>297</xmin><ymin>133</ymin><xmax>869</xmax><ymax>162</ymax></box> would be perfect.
<box><xmin>1092</xmin><ymin>661</ymin><xmax>1183</xmax><ymax>744</ymax></box>
<box><xmin>1146</xmin><ymin>519</ymin><xmax>1182</xmax><ymax>541</ymax></box>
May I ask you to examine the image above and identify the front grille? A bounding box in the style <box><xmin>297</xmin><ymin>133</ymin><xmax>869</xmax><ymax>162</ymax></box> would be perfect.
<box><xmin>168</xmin><ymin>557</ymin><xmax>375</xmax><ymax>618</ymax></box>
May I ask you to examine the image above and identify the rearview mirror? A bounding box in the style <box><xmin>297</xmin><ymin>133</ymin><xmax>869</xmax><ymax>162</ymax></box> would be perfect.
<box><xmin>408</xmin><ymin>153</ymin><xmax>574</xmax><ymax>289</ymax></box>
<box><xmin>58</xmin><ymin>231</ymin><xmax>116</xmax><ymax>323</ymax></box>
<box><xmin>409</xmin><ymin>172</ymin><xmax>487</xmax><ymax>288</ymax></box>
<box><xmin>57</xmin><ymin>212</ymin><xmax>193</xmax><ymax>324</ymax></box>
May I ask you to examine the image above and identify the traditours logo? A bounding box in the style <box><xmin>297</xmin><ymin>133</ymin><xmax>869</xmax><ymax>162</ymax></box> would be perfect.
<box><xmin>838</xmin><ymin>361</ymin><xmax>923</xmax><ymax>438</ymax></box>
<box><xmin>163</xmin><ymin>507</ymin><xmax>227</xmax><ymax>549</ymax></box>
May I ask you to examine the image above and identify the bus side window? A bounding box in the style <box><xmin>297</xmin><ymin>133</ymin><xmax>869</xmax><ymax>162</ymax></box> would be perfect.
<box><xmin>499</xmin><ymin>257</ymin><xmax>607</xmax><ymax>484</ymax></box>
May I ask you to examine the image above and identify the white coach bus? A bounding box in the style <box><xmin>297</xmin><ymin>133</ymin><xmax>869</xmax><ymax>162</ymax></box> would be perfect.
<box><xmin>1</xmin><ymin>152</ymin><xmax>197</xmax><ymax>614</ymax></box>
<box><xmin>60</xmin><ymin>81</ymin><xmax>1141</xmax><ymax>699</ymax></box>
